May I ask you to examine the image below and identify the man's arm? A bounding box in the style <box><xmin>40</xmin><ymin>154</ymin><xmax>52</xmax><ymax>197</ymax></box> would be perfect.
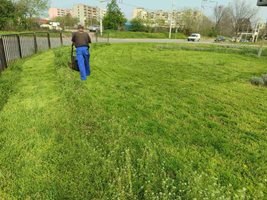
<box><xmin>88</xmin><ymin>33</ymin><xmax>92</xmax><ymax>44</ymax></box>
<box><xmin>71</xmin><ymin>32</ymin><xmax>76</xmax><ymax>45</ymax></box>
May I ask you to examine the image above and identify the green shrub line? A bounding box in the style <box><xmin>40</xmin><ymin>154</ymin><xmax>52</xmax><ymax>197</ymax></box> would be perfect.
<box><xmin>100</xmin><ymin>30</ymin><xmax>187</xmax><ymax>39</ymax></box>
<box><xmin>0</xmin><ymin>31</ymin><xmax>72</xmax><ymax>38</ymax></box>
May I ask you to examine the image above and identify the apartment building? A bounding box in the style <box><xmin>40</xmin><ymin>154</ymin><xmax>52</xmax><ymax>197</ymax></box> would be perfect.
<box><xmin>133</xmin><ymin>8</ymin><xmax>174</xmax><ymax>26</ymax></box>
<box><xmin>49</xmin><ymin>8</ymin><xmax>72</xmax><ymax>19</ymax></box>
<box><xmin>133</xmin><ymin>8</ymin><xmax>148</xmax><ymax>20</ymax></box>
<box><xmin>49</xmin><ymin>4</ymin><xmax>106</xmax><ymax>26</ymax></box>
<box><xmin>133</xmin><ymin>8</ymin><xmax>199</xmax><ymax>28</ymax></box>
<box><xmin>72</xmin><ymin>4</ymin><xmax>100</xmax><ymax>25</ymax></box>
<box><xmin>149</xmin><ymin>10</ymin><xmax>170</xmax><ymax>25</ymax></box>
<box><xmin>133</xmin><ymin>8</ymin><xmax>178</xmax><ymax>27</ymax></box>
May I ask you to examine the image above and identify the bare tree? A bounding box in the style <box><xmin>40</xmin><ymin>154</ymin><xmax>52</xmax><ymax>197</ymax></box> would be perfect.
<box><xmin>213</xmin><ymin>5</ymin><xmax>230</xmax><ymax>34</ymax></box>
<box><xmin>13</xmin><ymin>0</ymin><xmax>50</xmax><ymax>18</ymax></box>
<box><xmin>218</xmin><ymin>11</ymin><xmax>233</xmax><ymax>36</ymax></box>
<box><xmin>229</xmin><ymin>0</ymin><xmax>259</xmax><ymax>35</ymax></box>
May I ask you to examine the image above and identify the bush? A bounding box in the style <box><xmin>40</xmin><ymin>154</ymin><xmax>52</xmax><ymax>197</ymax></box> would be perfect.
<box><xmin>261</xmin><ymin>74</ymin><xmax>267</xmax><ymax>86</ymax></box>
<box><xmin>129</xmin><ymin>18</ymin><xmax>146</xmax><ymax>32</ymax></box>
<box><xmin>250</xmin><ymin>77</ymin><xmax>264</xmax><ymax>86</ymax></box>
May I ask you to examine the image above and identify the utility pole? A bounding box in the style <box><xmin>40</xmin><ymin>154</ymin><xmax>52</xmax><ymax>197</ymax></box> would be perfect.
<box><xmin>169</xmin><ymin>0</ymin><xmax>174</xmax><ymax>39</ymax></box>
<box><xmin>256</xmin><ymin>0</ymin><xmax>267</xmax><ymax>57</ymax></box>
<box><xmin>100</xmin><ymin>8</ymin><xmax>103</xmax><ymax>36</ymax></box>
<box><xmin>197</xmin><ymin>0</ymin><xmax>205</xmax><ymax>32</ymax></box>
<box><xmin>99</xmin><ymin>0</ymin><xmax>106</xmax><ymax>36</ymax></box>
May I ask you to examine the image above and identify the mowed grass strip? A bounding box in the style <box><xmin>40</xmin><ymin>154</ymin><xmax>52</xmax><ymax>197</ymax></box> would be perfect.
<box><xmin>0</xmin><ymin>43</ymin><xmax>267</xmax><ymax>199</ymax></box>
<box><xmin>0</xmin><ymin>52</ymin><xmax>72</xmax><ymax>199</ymax></box>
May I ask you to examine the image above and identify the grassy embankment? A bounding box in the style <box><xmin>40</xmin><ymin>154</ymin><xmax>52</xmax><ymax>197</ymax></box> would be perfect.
<box><xmin>0</xmin><ymin>43</ymin><xmax>266</xmax><ymax>199</ymax></box>
<box><xmin>101</xmin><ymin>30</ymin><xmax>187</xmax><ymax>39</ymax></box>
<box><xmin>0</xmin><ymin>31</ymin><xmax>72</xmax><ymax>38</ymax></box>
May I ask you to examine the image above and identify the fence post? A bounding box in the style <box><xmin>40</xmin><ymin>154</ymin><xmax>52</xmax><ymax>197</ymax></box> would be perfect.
<box><xmin>33</xmin><ymin>33</ymin><xmax>38</xmax><ymax>53</ymax></box>
<box><xmin>0</xmin><ymin>37</ymin><xmax>7</xmax><ymax>71</ymax></box>
<box><xmin>96</xmin><ymin>32</ymin><xmax>98</xmax><ymax>43</ymax></box>
<box><xmin>60</xmin><ymin>32</ymin><xmax>63</xmax><ymax>46</ymax></box>
<box><xmin>47</xmin><ymin>32</ymin><xmax>51</xmax><ymax>49</ymax></box>
<box><xmin>108</xmin><ymin>32</ymin><xmax>110</xmax><ymax>43</ymax></box>
<box><xmin>17</xmin><ymin>34</ymin><xmax>22</xmax><ymax>58</ymax></box>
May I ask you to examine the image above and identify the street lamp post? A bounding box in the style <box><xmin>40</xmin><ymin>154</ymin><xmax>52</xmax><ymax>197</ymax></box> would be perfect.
<box><xmin>257</xmin><ymin>0</ymin><xmax>267</xmax><ymax>6</ymax></box>
<box><xmin>257</xmin><ymin>0</ymin><xmax>267</xmax><ymax>57</ymax></box>
<box><xmin>169</xmin><ymin>0</ymin><xmax>174</xmax><ymax>39</ymax></box>
<box><xmin>99</xmin><ymin>0</ymin><xmax>106</xmax><ymax>36</ymax></box>
<box><xmin>100</xmin><ymin>9</ymin><xmax>103</xmax><ymax>36</ymax></box>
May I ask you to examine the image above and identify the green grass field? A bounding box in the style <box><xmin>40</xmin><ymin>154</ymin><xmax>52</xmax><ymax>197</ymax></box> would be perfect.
<box><xmin>0</xmin><ymin>43</ymin><xmax>267</xmax><ymax>199</ymax></box>
<box><xmin>101</xmin><ymin>30</ymin><xmax>187</xmax><ymax>39</ymax></box>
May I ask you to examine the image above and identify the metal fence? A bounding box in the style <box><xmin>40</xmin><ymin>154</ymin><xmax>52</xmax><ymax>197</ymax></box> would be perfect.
<box><xmin>0</xmin><ymin>32</ymin><xmax>65</xmax><ymax>72</ymax></box>
<box><xmin>0</xmin><ymin>31</ymin><xmax>109</xmax><ymax>73</ymax></box>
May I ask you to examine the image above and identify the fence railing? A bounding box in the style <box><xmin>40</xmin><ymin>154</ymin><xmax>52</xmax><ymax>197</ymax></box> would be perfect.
<box><xmin>0</xmin><ymin>32</ymin><xmax>67</xmax><ymax>72</ymax></box>
<box><xmin>0</xmin><ymin>31</ymin><xmax>109</xmax><ymax>73</ymax></box>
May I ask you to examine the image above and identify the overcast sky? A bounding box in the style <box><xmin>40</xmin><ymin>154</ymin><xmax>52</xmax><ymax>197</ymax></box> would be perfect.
<box><xmin>50</xmin><ymin>0</ymin><xmax>267</xmax><ymax>21</ymax></box>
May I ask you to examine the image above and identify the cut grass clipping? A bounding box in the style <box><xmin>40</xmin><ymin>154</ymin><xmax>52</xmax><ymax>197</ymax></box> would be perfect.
<box><xmin>251</xmin><ymin>74</ymin><xmax>267</xmax><ymax>86</ymax></box>
<box><xmin>0</xmin><ymin>43</ymin><xmax>267</xmax><ymax>199</ymax></box>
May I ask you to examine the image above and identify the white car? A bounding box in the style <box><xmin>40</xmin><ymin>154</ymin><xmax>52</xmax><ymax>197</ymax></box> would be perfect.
<box><xmin>188</xmin><ymin>33</ymin><xmax>201</xmax><ymax>42</ymax></box>
<box><xmin>89</xmin><ymin>25</ymin><xmax>100</xmax><ymax>32</ymax></box>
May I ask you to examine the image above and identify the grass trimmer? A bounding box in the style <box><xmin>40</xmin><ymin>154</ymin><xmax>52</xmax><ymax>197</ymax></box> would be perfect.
<box><xmin>69</xmin><ymin>44</ymin><xmax>79</xmax><ymax>71</ymax></box>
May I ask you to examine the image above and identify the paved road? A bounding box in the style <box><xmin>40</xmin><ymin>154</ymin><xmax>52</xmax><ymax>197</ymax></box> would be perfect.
<box><xmin>63</xmin><ymin>35</ymin><xmax>266</xmax><ymax>49</ymax></box>
<box><xmin>103</xmin><ymin>38</ymin><xmax>215</xmax><ymax>44</ymax></box>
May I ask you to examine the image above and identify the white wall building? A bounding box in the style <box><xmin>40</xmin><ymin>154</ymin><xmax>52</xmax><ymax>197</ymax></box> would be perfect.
<box><xmin>48</xmin><ymin>4</ymin><xmax>106</xmax><ymax>26</ymax></box>
<box><xmin>72</xmin><ymin>4</ymin><xmax>106</xmax><ymax>26</ymax></box>
<box><xmin>133</xmin><ymin>8</ymin><xmax>147</xmax><ymax>20</ymax></box>
<box><xmin>133</xmin><ymin>8</ymin><xmax>199</xmax><ymax>28</ymax></box>
<box><xmin>133</xmin><ymin>8</ymin><xmax>181</xmax><ymax>27</ymax></box>
<box><xmin>49</xmin><ymin>8</ymin><xmax>72</xmax><ymax>19</ymax></box>
<box><xmin>73</xmin><ymin>4</ymin><xmax>98</xmax><ymax>25</ymax></box>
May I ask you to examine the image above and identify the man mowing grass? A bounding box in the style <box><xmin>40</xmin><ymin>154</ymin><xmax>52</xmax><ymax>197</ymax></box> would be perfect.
<box><xmin>72</xmin><ymin>25</ymin><xmax>92</xmax><ymax>81</ymax></box>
